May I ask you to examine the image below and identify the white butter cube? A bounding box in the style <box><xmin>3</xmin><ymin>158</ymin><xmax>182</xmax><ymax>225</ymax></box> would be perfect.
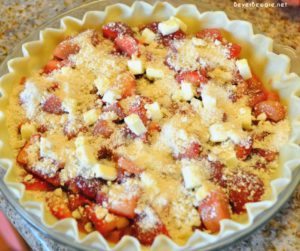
<box><xmin>93</xmin><ymin>161</ymin><xmax>117</xmax><ymax>181</ymax></box>
<box><xmin>20</xmin><ymin>123</ymin><xmax>36</xmax><ymax>140</ymax></box>
<box><xmin>195</xmin><ymin>185</ymin><xmax>209</xmax><ymax>201</ymax></box>
<box><xmin>140</xmin><ymin>172</ymin><xmax>157</xmax><ymax>187</ymax></box>
<box><xmin>227</xmin><ymin>130</ymin><xmax>241</xmax><ymax>144</ymax></box>
<box><xmin>146</xmin><ymin>67</ymin><xmax>164</xmax><ymax>80</ymax></box>
<box><xmin>83</xmin><ymin>109</ymin><xmax>100</xmax><ymax>126</ymax></box>
<box><xmin>169</xmin><ymin>17</ymin><xmax>187</xmax><ymax>32</ymax></box>
<box><xmin>192</xmin><ymin>37</ymin><xmax>207</xmax><ymax>47</ymax></box>
<box><xmin>190</xmin><ymin>98</ymin><xmax>203</xmax><ymax>114</ymax></box>
<box><xmin>124</xmin><ymin>114</ymin><xmax>147</xmax><ymax>136</ymax></box>
<box><xmin>102</xmin><ymin>90</ymin><xmax>121</xmax><ymax>104</ymax></box>
<box><xmin>171</xmin><ymin>89</ymin><xmax>184</xmax><ymax>102</ymax></box>
<box><xmin>181</xmin><ymin>164</ymin><xmax>202</xmax><ymax>189</ymax></box>
<box><xmin>141</xmin><ymin>28</ymin><xmax>156</xmax><ymax>44</ymax></box>
<box><xmin>209</xmin><ymin>123</ymin><xmax>228</xmax><ymax>142</ymax></box>
<box><xmin>75</xmin><ymin>136</ymin><xmax>97</xmax><ymax>166</ymax></box>
<box><xmin>40</xmin><ymin>137</ymin><xmax>57</xmax><ymax>159</ymax></box>
<box><xmin>158</xmin><ymin>19</ymin><xmax>180</xmax><ymax>36</ymax></box>
<box><xmin>181</xmin><ymin>82</ymin><xmax>195</xmax><ymax>101</ymax></box>
<box><xmin>236</xmin><ymin>59</ymin><xmax>252</xmax><ymax>80</ymax></box>
<box><xmin>127</xmin><ymin>59</ymin><xmax>144</xmax><ymax>75</ymax></box>
<box><xmin>201</xmin><ymin>91</ymin><xmax>216</xmax><ymax>109</ymax></box>
<box><xmin>100</xmin><ymin>111</ymin><xmax>118</xmax><ymax>121</ymax></box>
<box><xmin>145</xmin><ymin>102</ymin><xmax>163</xmax><ymax>121</ymax></box>
<box><xmin>62</xmin><ymin>98</ymin><xmax>77</xmax><ymax>115</ymax></box>
<box><xmin>94</xmin><ymin>76</ymin><xmax>111</xmax><ymax>96</ymax></box>
<box><xmin>238</xmin><ymin>107</ymin><xmax>252</xmax><ymax>129</ymax></box>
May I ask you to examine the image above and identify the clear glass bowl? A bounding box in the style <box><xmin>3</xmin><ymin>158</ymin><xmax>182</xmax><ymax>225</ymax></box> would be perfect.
<box><xmin>0</xmin><ymin>1</ymin><xmax>299</xmax><ymax>250</ymax></box>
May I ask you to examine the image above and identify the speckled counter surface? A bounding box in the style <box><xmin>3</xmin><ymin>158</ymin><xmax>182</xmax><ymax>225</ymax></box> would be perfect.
<box><xmin>0</xmin><ymin>0</ymin><xmax>299</xmax><ymax>250</ymax></box>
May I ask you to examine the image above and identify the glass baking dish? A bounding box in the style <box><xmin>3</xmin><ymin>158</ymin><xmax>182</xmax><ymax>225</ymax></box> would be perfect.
<box><xmin>0</xmin><ymin>1</ymin><xmax>299</xmax><ymax>250</ymax></box>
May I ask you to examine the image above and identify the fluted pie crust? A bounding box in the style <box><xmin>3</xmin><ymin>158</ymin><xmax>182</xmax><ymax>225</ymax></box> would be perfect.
<box><xmin>1</xmin><ymin>1</ymin><xmax>300</xmax><ymax>251</ymax></box>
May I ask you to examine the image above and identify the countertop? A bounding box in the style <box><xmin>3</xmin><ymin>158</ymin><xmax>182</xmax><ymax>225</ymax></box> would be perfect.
<box><xmin>0</xmin><ymin>0</ymin><xmax>299</xmax><ymax>250</ymax></box>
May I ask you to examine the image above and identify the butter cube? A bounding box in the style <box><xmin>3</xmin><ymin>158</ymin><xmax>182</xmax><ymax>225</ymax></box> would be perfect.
<box><xmin>93</xmin><ymin>160</ymin><xmax>117</xmax><ymax>181</ymax></box>
<box><xmin>127</xmin><ymin>59</ymin><xmax>144</xmax><ymax>75</ymax></box>
<box><xmin>102</xmin><ymin>90</ymin><xmax>121</xmax><ymax>104</ymax></box>
<box><xmin>146</xmin><ymin>67</ymin><xmax>164</xmax><ymax>80</ymax></box>
<box><xmin>195</xmin><ymin>185</ymin><xmax>209</xmax><ymax>201</ymax></box>
<box><xmin>94</xmin><ymin>76</ymin><xmax>110</xmax><ymax>96</ymax></box>
<box><xmin>201</xmin><ymin>92</ymin><xmax>216</xmax><ymax>109</ymax></box>
<box><xmin>158</xmin><ymin>19</ymin><xmax>179</xmax><ymax>36</ymax></box>
<box><xmin>141</xmin><ymin>28</ymin><xmax>156</xmax><ymax>44</ymax></box>
<box><xmin>181</xmin><ymin>82</ymin><xmax>195</xmax><ymax>101</ymax></box>
<box><xmin>238</xmin><ymin>107</ymin><xmax>252</xmax><ymax>129</ymax></box>
<box><xmin>124</xmin><ymin>114</ymin><xmax>147</xmax><ymax>136</ymax></box>
<box><xmin>140</xmin><ymin>172</ymin><xmax>157</xmax><ymax>187</ymax></box>
<box><xmin>190</xmin><ymin>98</ymin><xmax>203</xmax><ymax>114</ymax></box>
<box><xmin>192</xmin><ymin>37</ymin><xmax>207</xmax><ymax>47</ymax></box>
<box><xmin>83</xmin><ymin>109</ymin><xmax>100</xmax><ymax>126</ymax></box>
<box><xmin>209</xmin><ymin>123</ymin><xmax>228</xmax><ymax>142</ymax></box>
<box><xmin>236</xmin><ymin>59</ymin><xmax>252</xmax><ymax>80</ymax></box>
<box><xmin>170</xmin><ymin>17</ymin><xmax>187</xmax><ymax>32</ymax></box>
<box><xmin>171</xmin><ymin>89</ymin><xmax>184</xmax><ymax>102</ymax></box>
<box><xmin>181</xmin><ymin>163</ymin><xmax>202</xmax><ymax>189</ymax></box>
<box><xmin>145</xmin><ymin>102</ymin><xmax>163</xmax><ymax>121</ymax></box>
<box><xmin>62</xmin><ymin>98</ymin><xmax>77</xmax><ymax>115</ymax></box>
<box><xmin>20</xmin><ymin>123</ymin><xmax>36</xmax><ymax>140</ymax></box>
<box><xmin>75</xmin><ymin>136</ymin><xmax>97</xmax><ymax>166</ymax></box>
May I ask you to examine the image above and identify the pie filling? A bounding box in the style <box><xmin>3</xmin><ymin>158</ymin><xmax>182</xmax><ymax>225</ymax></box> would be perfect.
<box><xmin>7</xmin><ymin>17</ymin><xmax>289</xmax><ymax>245</ymax></box>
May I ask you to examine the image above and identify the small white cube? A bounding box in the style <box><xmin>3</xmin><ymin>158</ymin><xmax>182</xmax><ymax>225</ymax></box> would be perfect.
<box><xmin>127</xmin><ymin>59</ymin><xmax>144</xmax><ymax>75</ymax></box>
<box><xmin>145</xmin><ymin>102</ymin><xmax>163</xmax><ymax>121</ymax></box>
<box><xmin>236</xmin><ymin>59</ymin><xmax>252</xmax><ymax>80</ymax></box>
<box><xmin>181</xmin><ymin>163</ymin><xmax>202</xmax><ymax>189</ymax></box>
<box><xmin>141</xmin><ymin>28</ymin><xmax>156</xmax><ymax>44</ymax></box>
<box><xmin>190</xmin><ymin>98</ymin><xmax>203</xmax><ymax>114</ymax></box>
<box><xmin>102</xmin><ymin>90</ymin><xmax>121</xmax><ymax>104</ymax></box>
<box><xmin>201</xmin><ymin>92</ymin><xmax>217</xmax><ymax>109</ymax></box>
<box><xmin>158</xmin><ymin>19</ymin><xmax>180</xmax><ymax>36</ymax></box>
<box><xmin>94</xmin><ymin>76</ymin><xmax>111</xmax><ymax>96</ymax></box>
<box><xmin>181</xmin><ymin>82</ymin><xmax>195</xmax><ymax>101</ymax></box>
<box><xmin>75</xmin><ymin>136</ymin><xmax>97</xmax><ymax>166</ymax></box>
<box><xmin>238</xmin><ymin>107</ymin><xmax>252</xmax><ymax>129</ymax></box>
<box><xmin>169</xmin><ymin>17</ymin><xmax>187</xmax><ymax>32</ymax></box>
<box><xmin>209</xmin><ymin>123</ymin><xmax>228</xmax><ymax>142</ymax></box>
<box><xmin>140</xmin><ymin>172</ymin><xmax>157</xmax><ymax>187</ymax></box>
<box><xmin>146</xmin><ymin>67</ymin><xmax>164</xmax><ymax>80</ymax></box>
<box><xmin>93</xmin><ymin>161</ymin><xmax>117</xmax><ymax>181</ymax></box>
<box><xmin>20</xmin><ymin>123</ymin><xmax>36</xmax><ymax>140</ymax></box>
<box><xmin>83</xmin><ymin>109</ymin><xmax>100</xmax><ymax>126</ymax></box>
<box><xmin>124</xmin><ymin>114</ymin><xmax>147</xmax><ymax>136</ymax></box>
<box><xmin>62</xmin><ymin>98</ymin><xmax>77</xmax><ymax>115</ymax></box>
<box><xmin>195</xmin><ymin>185</ymin><xmax>209</xmax><ymax>201</ymax></box>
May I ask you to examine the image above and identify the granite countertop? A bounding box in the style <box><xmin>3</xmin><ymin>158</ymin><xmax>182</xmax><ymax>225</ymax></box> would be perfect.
<box><xmin>0</xmin><ymin>0</ymin><xmax>299</xmax><ymax>250</ymax></box>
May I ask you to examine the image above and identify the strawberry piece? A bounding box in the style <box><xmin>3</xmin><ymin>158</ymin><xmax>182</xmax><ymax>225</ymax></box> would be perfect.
<box><xmin>176</xmin><ymin>142</ymin><xmax>201</xmax><ymax>160</ymax></box>
<box><xmin>93</xmin><ymin>120</ymin><xmax>113</xmax><ymax>138</ymax></box>
<box><xmin>23</xmin><ymin>177</ymin><xmax>54</xmax><ymax>191</ymax></box>
<box><xmin>108</xmin><ymin>195</ymin><xmax>138</xmax><ymax>219</ymax></box>
<box><xmin>114</xmin><ymin>35</ymin><xmax>139</xmax><ymax>57</ymax></box>
<box><xmin>37</xmin><ymin>125</ymin><xmax>48</xmax><ymax>133</ymax></box>
<box><xmin>266</xmin><ymin>91</ymin><xmax>280</xmax><ymax>101</ymax></box>
<box><xmin>226</xmin><ymin>43</ymin><xmax>241</xmax><ymax>59</ymax></box>
<box><xmin>68</xmin><ymin>193</ymin><xmax>92</xmax><ymax>211</ymax></box>
<box><xmin>106</xmin><ymin>230</ymin><xmax>124</xmax><ymax>243</ymax></box>
<box><xmin>102</xmin><ymin>22</ymin><xmax>133</xmax><ymax>40</ymax></box>
<box><xmin>68</xmin><ymin>177</ymin><xmax>102</xmax><ymax>200</ymax></box>
<box><xmin>175</xmin><ymin>70</ymin><xmax>207</xmax><ymax>86</ymax></box>
<box><xmin>132</xmin><ymin>216</ymin><xmax>169</xmax><ymax>246</ymax></box>
<box><xmin>227</xmin><ymin>171</ymin><xmax>264</xmax><ymax>214</ymax></box>
<box><xmin>17</xmin><ymin>134</ymin><xmax>40</xmax><ymax>166</ymax></box>
<box><xmin>117</xmin><ymin>72</ymin><xmax>137</xmax><ymax>98</ymax></box>
<box><xmin>53</xmin><ymin>40</ymin><xmax>80</xmax><ymax>60</ymax></box>
<box><xmin>254</xmin><ymin>100</ymin><xmax>285</xmax><ymax>122</ymax></box>
<box><xmin>42</xmin><ymin>95</ymin><xmax>63</xmax><ymax>114</ymax></box>
<box><xmin>129</xmin><ymin>96</ymin><xmax>152</xmax><ymax>125</ymax></box>
<box><xmin>248</xmin><ymin>91</ymin><xmax>268</xmax><ymax>108</ymax></box>
<box><xmin>253</xmin><ymin>148</ymin><xmax>277</xmax><ymax>162</ymax></box>
<box><xmin>118</xmin><ymin>157</ymin><xmax>143</xmax><ymax>174</ymax></box>
<box><xmin>234</xmin><ymin>139</ymin><xmax>253</xmax><ymax>160</ymax></box>
<box><xmin>198</xmin><ymin>190</ymin><xmax>230</xmax><ymax>233</ymax></box>
<box><xmin>43</xmin><ymin>59</ymin><xmax>63</xmax><ymax>74</ymax></box>
<box><xmin>96</xmin><ymin>191</ymin><xmax>108</xmax><ymax>205</ymax></box>
<box><xmin>140</xmin><ymin>22</ymin><xmax>159</xmax><ymax>33</ymax></box>
<box><xmin>209</xmin><ymin>161</ymin><xmax>225</xmax><ymax>186</ymax></box>
<box><xmin>160</xmin><ymin>30</ymin><xmax>186</xmax><ymax>46</ymax></box>
<box><xmin>196</xmin><ymin>28</ymin><xmax>223</xmax><ymax>41</ymax></box>
<box><xmin>19</xmin><ymin>76</ymin><xmax>26</xmax><ymax>85</ymax></box>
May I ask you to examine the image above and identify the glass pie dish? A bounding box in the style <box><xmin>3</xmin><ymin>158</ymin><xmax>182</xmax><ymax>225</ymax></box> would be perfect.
<box><xmin>0</xmin><ymin>0</ymin><xmax>300</xmax><ymax>250</ymax></box>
